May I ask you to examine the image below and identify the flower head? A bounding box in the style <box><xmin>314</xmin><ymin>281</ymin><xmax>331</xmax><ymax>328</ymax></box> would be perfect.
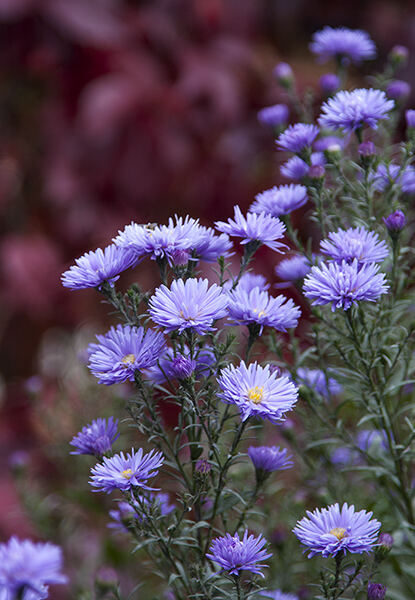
<box><xmin>280</xmin><ymin>153</ymin><xmax>325</xmax><ymax>180</ymax></box>
<box><xmin>320</xmin><ymin>227</ymin><xmax>388</xmax><ymax>264</ymax></box>
<box><xmin>310</xmin><ymin>27</ymin><xmax>376</xmax><ymax>64</ymax></box>
<box><xmin>190</xmin><ymin>226</ymin><xmax>233</xmax><ymax>262</ymax></box>
<box><xmin>146</xmin><ymin>345</ymin><xmax>215</xmax><ymax>384</ymax></box>
<box><xmin>319</xmin><ymin>73</ymin><xmax>340</xmax><ymax>95</ymax></box>
<box><xmin>383</xmin><ymin>210</ymin><xmax>406</xmax><ymax>232</ymax></box>
<box><xmin>258</xmin><ymin>104</ymin><xmax>289</xmax><ymax>127</ymax></box>
<box><xmin>367</xmin><ymin>583</ymin><xmax>386</xmax><ymax>600</ymax></box>
<box><xmin>217</xmin><ymin>361</ymin><xmax>298</xmax><ymax>423</ymax></box>
<box><xmin>90</xmin><ymin>448</ymin><xmax>164</xmax><ymax>493</ymax></box>
<box><xmin>215</xmin><ymin>206</ymin><xmax>287</xmax><ymax>253</ymax></box>
<box><xmin>250</xmin><ymin>184</ymin><xmax>308</xmax><ymax>217</ymax></box>
<box><xmin>88</xmin><ymin>325</ymin><xmax>165</xmax><ymax>385</ymax></box>
<box><xmin>70</xmin><ymin>417</ymin><xmax>119</xmax><ymax>455</ymax></box>
<box><xmin>206</xmin><ymin>530</ymin><xmax>272</xmax><ymax>578</ymax></box>
<box><xmin>303</xmin><ymin>260</ymin><xmax>388</xmax><ymax>311</ymax></box>
<box><xmin>261</xmin><ymin>591</ymin><xmax>298</xmax><ymax>600</ymax></box>
<box><xmin>232</xmin><ymin>272</ymin><xmax>270</xmax><ymax>293</ymax></box>
<box><xmin>0</xmin><ymin>537</ymin><xmax>66</xmax><ymax>599</ymax></box>
<box><xmin>319</xmin><ymin>89</ymin><xmax>394</xmax><ymax>132</ymax></box>
<box><xmin>371</xmin><ymin>163</ymin><xmax>415</xmax><ymax>194</ymax></box>
<box><xmin>274</xmin><ymin>62</ymin><xmax>294</xmax><ymax>87</ymax></box>
<box><xmin>275</xmin><ymin>255</ymin><xmax>311</xmax><ymax>281</ymax></box>
<box><xmin>149</xmin><ymin>278</ymin><xmax>228</xmax><ymax>335</ymax></box>
<box><xmin>296</xmin><ymin>368</ymin><xmax>342</xmax><ymax>398</ymax></box>
<box><xmin>248</xmin><ymin>446</ymin><xmax>293</xmax><ymax>472</ymax></box>
<box><xmin>293</xmin><ymin>502</ymin><xmax>381</xmax><ymax>557</ymax></box>
<box><xmin>386</xmin><ymin>80</ymin><xmax>410</xmax><ymax>100</ymax></box>
<box><xmin>61</xmin><ymin>245</ymin><xmax>137</xmax><ymax>290</ymax></box>
<box><xmin>227</xmin><ymin>287</ymin><xmax>301</xmax><ymax>333</ymax></box>
<box><xmin>406</xmin><ymin>109</ymin><xmax>415</xmax><ymax>128</ymax></box>
<box><xmin>277</xmin><ymin>123</ymin><xmax>319</xmax><ymax>153</ymax></box>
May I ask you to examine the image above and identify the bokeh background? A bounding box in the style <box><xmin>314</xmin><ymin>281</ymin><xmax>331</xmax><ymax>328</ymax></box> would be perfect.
<box><xmin>1</xmin><ymin>0</ymin><xmax>414</xmax><ymax>596</ymax></box>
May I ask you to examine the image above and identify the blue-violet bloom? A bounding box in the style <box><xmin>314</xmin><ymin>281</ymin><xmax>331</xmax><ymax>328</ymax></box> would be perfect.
<box><xmin>320</xmin><ymin>227</ymin><xmax>388</xmax><ymax>264</ymax></box>
<box><xmin>206</xmin><ymin>530</ymin><xmax>272</xmax><ymax>578</ymax></box>
<box><xmin>277</xmin><ymin>123</ymin><xmax>320</xmax><ymax>153</ymax></box>
<box><xmin>250</xmin><ymin>184</ymin><xmax>308</xmax><ymax>217</ymax></box>
<box><xmin>248</xmin><ymin>446</ymin><xmax>293</xmax><ymax>472</ymax></box>
<box><xmin>310</xmin><ymin>27</ymin><xmax>376</xmax><ymax>63</ymax></box>
<box><xmin>296</xmin><ymin>367</ymin><xmax>342</xmax><ymax>398</ymax></box>
<box><xmin>258</xmin><ymin>104</ymin><xmax>289</xmax><ymax>127</ymax></box>
<box><xmin>319</xmin><ymin>89</ymin><xmax>394</xmax><ymax>132</ymax></box>
<box><xmin>275</xmin><ymin>255</ymin><xmax>311</xmax><ymax>282</ymax></box>
<box><xmin>70</xmin><ymin>417</ymin><xmax>119</xmax><ymax>455</ymax></box>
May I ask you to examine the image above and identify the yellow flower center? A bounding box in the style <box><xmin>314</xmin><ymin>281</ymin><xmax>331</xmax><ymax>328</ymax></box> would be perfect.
<box><xmin>122</xmin><ymin>354</ymin><xmax>136</xmax><ymax>366</ymax></box>
<box><xmin>329</xmin><ymin>527</ymin><xmax>347</xmax><ymax>540</ymax></box>
<box><xmin>121</xmin><ymin>469</ymin><xmax>133</xmax><ymax>479</ymax></box>
<box><xmin>247</xmin><ymin>386</ymin><xmax>264</xmax><ymax>404</ymax></box>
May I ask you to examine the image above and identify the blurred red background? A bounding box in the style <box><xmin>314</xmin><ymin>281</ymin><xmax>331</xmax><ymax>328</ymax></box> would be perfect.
<box><xmin>0</xmin><ymin>0</ymin><xmax>414</xmax><ymax>571</ymax></box>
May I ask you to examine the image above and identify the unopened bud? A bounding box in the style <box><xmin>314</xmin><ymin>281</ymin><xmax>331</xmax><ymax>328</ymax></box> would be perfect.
<box><xmin>273</xmin><ymin>62</ymin><xmax>294</xmax><ymax>88</ymax></box>
<box><xmin>319</xmin><ymin>73</ymin><xmax>340</xmax><ymax>95</ymax></box>
<box><xmin>358</xmin><ymin>141</ymin><xmax>376</xmax><ymax>157</ymax></box>
<box><xmin>383</xmin><ymin>210</ymin><xmax>406</xmax><ymax>233</ymax></box>
<box><xmin>367</xmin><ymin>582</ymin><xmax>386</xmax><ymax>600</ymax></box>
<box><xmin>386</xmin><ymin>80</ymin><xmax>410</xmax><ymax>101</ymax></box>
<box><xmin>389</xmin><ymin>45</ymin><xmax>409</xmax><ymax>67</ymax></box>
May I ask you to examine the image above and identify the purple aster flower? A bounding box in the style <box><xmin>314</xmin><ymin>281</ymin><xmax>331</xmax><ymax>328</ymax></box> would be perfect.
<box><xmin>146</xmin><ymin>345</ymin><xmax>215</xmax><ymax>384</ymax></box>
<box><xmin>215</xmin><ymin>206</ymin><xmax>287</xmax><ymax>253</ymax></box>
<box><xmin>319</xmin><ymin>73</ymin><xmax>340</xmax><ymax>95</ymax></box>
<box><xmin>217</xmin><ymin>361</ymin><xmax>298</xmax><ymax>424</ymax></box>
<box><xmin>358</xmin><ymin>141</ymin><xmax>376</xmax><ymax>157</ymax></box>
<box><xmin>191</xmin><ymin>226</ymin><xmax>233</xmax><ymax>262</ymax></box>
<box><xmin>261</xmin><ymin>591</ymin><xmax>298</xmax><ymax>600</ymax></box>
<box><xmin>367</xmin><ymin>583</ymin><xmax>386</xmax><ymax>600</ymax></box>
<box><xmin>273</xmin><ymin>62</ymin><xmax>294</xmax><ymax>87</ymax></box>
<box><xmin>296</xmin><ymin>368</ymin><xmax>342</xmax><ymax>397</ymax></box>
<box><xmin>258</xmin><ymin>104</ymin><xmax>289</xmax><ymax>127</ymax></box>
<box><xmin>293</xmin><ymin>502</ymin><xmax>381</xmax><ymax>558</ymax></box>
<box><xmin>250</xmin><ymin>184</ymin><xmax>308</xmax><ymax>217</ymax></box>
<box><xmin>378</xmin><ymin>533</ymin><xmax>394</xmax><ymax>549</ymax></box>
<box><xmin>310</xmin><ymin>27</ymin><xmax>376</xmax><ymax>64</ymax></box>
<box><xmin>206</xmin><ymin>530</ymin><xmax>272</xmax><ymax>578</ymax></box>
<box><xmin>320</xmin><ymin>227</ymin><xmax>388</xmax><ymax>265</ymax></box>
<box><xmin>88</xmin><ymin>325</ymin><xmax>165</xmax><ymax>385</ymax></box>
<box><xmin>275</xmin><ymin>255</ymin><xmax>312</xmax><ymax>281</ymax></box>
<box><xmin>149</xmin><ymin>278</ymin><xmax>228</xmax><ymax>335</ymax></box>
<box><xmin>280</xmin><ymin>153</ymin><xmax>325</xmax><ymax>180</ymax></box>
<box><xmin>356</xmin><ymin>430</ymin><xmax>387</xmax><ymax>453</ymax></box>
<box><xmin>109</xmin><ymin>493</ymin><xmax>174</xmax><ymax>531</ymax></box>
<box><xmin>303</xmin><ymin>259</ymin><xmax>389</xmax><ymax>311</ymax></box>
<box><xmin>70</xmin><ymin>417</ymin><xmax>119</xmax><ymax>456</ymax></box>
<box><xmin>319</xmin><ymin>89</ymin><xmax>394</xmax><ymax>132</ymax></box>
<box><xmin>386</xmin><ymin>80</ymin><xmax>410</xmax><ymax>100</ymax></box>
<box><xmin>314</xmin><ymin>136</ymin><xmax>344</xmax><ymax>152</ymax></box>
<box><xmin>406</xmin><ymin>109</ymin><xmax>415</xmax><ymax>128</ymax></box>
<box><xmin>61</xmin><ymin>245</ymin><xmax>137</xmax><ymax>290</ymax></box>
<box><xmin>248</xmin><ymin>446</ymin><xmax>293</xmax><ymax>472</ymax></box>
<box><xmin>371</xmin><ymin>163</ymin><xmax>415</xmax><ymax>194</ymax></box>
<box><xmin>0</xmin><ymin>537</ymin><xmax>66</xmax><ymax>599</ymax></box>
<box><xmin>227</xmin><ymin>287</ymin><xmax>301</xmax><ymax>333</ymax></box>
<box><xmin>277</xmin><ymin>123</ymin><xmax>320</xmax><ymax>153</ymax></box>
<box><xmin>90</xmin><ymin>447</ymin><xmax>164</xmax><ymax>493</ymax></box>
<box><xmin>233</xmin><ymin>272</ymin><xmax>270</xmax><ymax>293</ymax></box>
<box><xmin>383</xmin><ymin>210</ymin><xmax>406</xmax><ymax>232</ymax></box>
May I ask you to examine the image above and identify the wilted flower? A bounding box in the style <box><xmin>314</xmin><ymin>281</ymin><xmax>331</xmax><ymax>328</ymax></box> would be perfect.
<box><xmin>250</xmin><ymin>184</ymin><xmax>308</xmax><ymax>217</ymax></box>
<box><xmin>275</xmin><ymin>255</ymin><xmax>312</xmax><ymax>282</ymax></box>
<box><xmin>248</xmin><ymin>446</ymin><xmax>293</xmax><ymax>472</ymax></box>
<box><xmin>149</xmin><ymin>278</ymin><xmax>228</xmax><ymax>335</ymax></box>
<box><xmin>319</xmin><ymin>89</ymin><xmax>394</xmax><ymax>132</ymax></box>
<box><xmin>277</xmin><ymin>123</ymin><xmax>320</xmax><ymax>153</ymax></box>
<box><xmin>0</xmin><ymin>537</ymin><xmax>67</xmax><ymax>599</ymax></box>
<box><xmin>258</xmin><ymin>104</ymin><xmax>289</xmax><ymax>127</ymax></box>
<box><xmin>217</xmin><ymin>361</ymin><xmax>298</xmax><ymax>424</ymax></box>
<box><xmin>320</xmin><ymin>227</ymin><xmax>388</xmax><ymax>264</ymax></box>
<box><xmin>206</xmin><ymin>530</ymin><xmax>272</xmax><ymax>577</ymax></box>
<box><xmin>90</xmin><ymin>448</ymin><xmax>164</xmax><ymax>493</ymax></box>
<box><xmin>227</xmin><ymin>287</ymin><xmax>301</xmax><ymax>333</ymax></box>
<box><xmin>310</xmin><ymin>27</ymin><xmax>376</xmax><ymax>63</ymax></box>
<box><xmin>70</xmin><ymin>417</ymin><xmax>119</xmax><ymax>456</ymax></box>
<box><xmin>296</xmin><ymin>368</ymin><xmax>342</xmax><ymax>397</ymax></box>
<box><xmin>61</xmin><ymin>245</ymin><xmax>137</xmax><ymax>290</ymax></box>
<box><xmin>215</xmin><ymin>206</ymin><xmax>287</xmax><ymax>253</ymax></box>
<box><xmin>303</xmin><ymin>259</ymin><xmax>388</xmax><ymax>311</ymax></box>
<box><xmin>293</xmin><ymin>502</ymin><xmax>381</xmax><ymax>557</ymax></box>
<box><xmin>88</xmin><ymin>325</ymin><xmax>165</xmax><ymax>385</ymax></box>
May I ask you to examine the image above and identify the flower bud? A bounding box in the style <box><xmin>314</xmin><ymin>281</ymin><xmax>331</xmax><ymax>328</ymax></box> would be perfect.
<box><xmin>386</xmin><ymin>80</ymin><xmax>410</xmax><ymax>101</ymax></box>
<box><xmin>358</xmin><ymin>141</ymin><xmax>376</xmax><ymax>157</ymax></box>
<box><xmin>273</xmin><ymin>62</ymin><xmax>294</xmax><ymax>88</ymax></box>
<box><xmin>319</xmin><ymin>73</ymin><xmax>340</xmax><ymax>95</ymax></box>
<box><xmin>257</xmin><ymin>103</ymin><xmax>289</xmax><ymax>127</ymax></box>
<box><xmin>383</xmin><ymin>210</ymin><xmax>406</xmax><ymax>233</ymax></box>
<box><xmin>195</xmin><ymin>458</ymin><xmax>211</xmax><ymax>474</ymax></box>
<box><xmin>171</xmin><ymin>355</ymin><xmax>196</xmax><ymax>379</ymax></box>
<box><xmin>171</xmin><ymin>249</ymin><xmax>190</xmax><ymax>266</ymax></box>
<box><xmin>374</xmin><ymin>532</ymin><xmax>394</xmax><ymax>561</ymax></box>
<box><xmin>367</xmin><ymin>582</ymin><xmax>386</xmax><ymax>600</ymax></box>
<box><xmin>406</xmin><ymin>109</ymin><xmax>415</xmax><ymax>128</ymax></box>
<box><xmin>308</xmin><ymin>164</ymin><xmax>325</xmax><ymax>180</ymax></box>
<box><xmin>388</xmin><ymin>45</ymin><xmax>409</xmax><ymax>67</ymax></box>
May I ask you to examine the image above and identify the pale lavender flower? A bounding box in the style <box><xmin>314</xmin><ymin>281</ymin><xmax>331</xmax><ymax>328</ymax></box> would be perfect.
<box><xmin>0</xmin><ymin>537</ymin><xmax>66</xmax><ymax>599</ymax></box>
<box><xmin>258</xmin><ymin>104</ymin><xmax>289</xmax><ymax>127</ymax></box>
<box><xmin>293</xmin><ymin>502</ymin><xmax>381</xmax><ymax>557</ymax></box>
<box><xmin>275</xmin><ymin>255</ymin><xmax>311</xmax><ymax>281</ymax></box>
<box><xmin>319</xmin><ymin>89</ymin><xmax>394</xmax><ymax>132</ymax></box>
<box><xmin>206</xmin><ymin>530</ymin><xmax>272</xmax><ymax>577</ymax></box>
<box><xmin>248</xmin><ymin>446</ymin><xmax>293</xmax><ymax>472</ymax></box>
<box><xmin>261</xmin><ymin>591</ymin><xmax>298</xmax><ymax>600</ymax></box>
<box><xmin>233</xmin><ymin>272</ymin><xmax>270</xmax><ymax>293</ymax></box>
<box><xmin>90</xmin><ymin>448</ymin><xmax>164</xmax><ymax>493</ymax></box>
<box><xmin>320</xmin><ymin>227</ymin><xmax>388</xmax><ymax>264</ymax></box>
<box><xmin>386</xmin><ymin>80</ymin><xmax>410</xmax><ymax>100</ymax></box>
<box><xmin>70</xmin><ymin>417</ymin><xmax>119</xmax><ymax>456</ymax></box>
<box><xmin>280</xmin><ymin>153</ymin><xmax>325</xmax><ymax>180</ymax></box>
<box><xmin>61</xmin><ymin>245</ymin><xmax>137</xmax><ymax>290</ymax></box>
<box><xmin>227</xmin><ymin>287</ymin><xmax>301</xmax><ymax>333</ymax></box>
<box><xmin>215</xmin><ymin>206</ymin><xmax>287</xmax><ymax>253</ymax></box>
<box><xmin>217</xmin><ymin>361</ymin><xmax>298</xmax><ymax>424</ymax></box>
<box><xmin>191</xmin><ymin>226</ymin><xmax>233</xmax><ymax>262</ymax></box>
<box><xmin>277</xmin><ymin>123</ymin><xmax>319</xmax><ymax>153</ymax></box>
<box><xmin>310</xmin><ymin>27</ymin><xmax>376</xmax><ymax>63</ymax></box>
<box><xmin>356</xmin><ymin>430</ymin><xmax>387</xmax><ymax>452</ymax></box>
<box><xmin>88</xmin><ymin>325</ymin><xmax>165</xmax><ymax>385</ymax></box>
<box><xmin>371</xmin><ymin>163</ymin><xmax>415</xmax><ymax>194</ymax></box>
<box><xmin>149</xmin><ymin>278</ymin><xmax>228</xmax><ymax>335</ymax></box>
<box><xmin>274</xmin><ymin>62</ymin><xmax>294</xmax><ymax>87</ymax></box>
<box><xmin>314</xmin><ymin>136</ymin><xmax>344</xmax><ymax>152</ymax></box>
<box><xmin>250</xmin><ymin>184</ymin><xmax>308</xmax><ymax>217</ymax></box>
<box><xmin>319</xmin><ymin>73</ymin><xmax>340</xmax><ymax>95</ymax></box>
<box><xmin>303</xmin><ymin>260</ymin><xmax>388</xmax><ymax>311</ymax></box>
<box><xmin>296</xmin><ymin>368</ymin><xmax>342</xmax><ymax>397</ymax></box>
